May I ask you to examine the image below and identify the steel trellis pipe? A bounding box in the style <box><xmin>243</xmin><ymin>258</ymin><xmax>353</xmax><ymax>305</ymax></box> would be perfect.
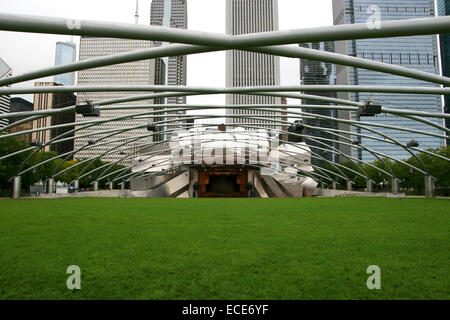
<box><xmin>1</xmin><ymin>44</ymin><xmax>450</xmax><ymax>88</ymax></box>
<box><xmin>9</xmin><ymin>105</ymin><xmax>447</xmax><ymax>184</ymax></box>
<box><xmin>2</xmin><ymin>85</ymin><xmax>450</xmax><ymax>97</ymax></box>
<box><xmin>1</xmin><ymin>14</ymin><xmax>450</xmax><ymax>86</ymax></box>
<box><xmin>74</xmin><ymin>123</ymin><xmax>396</xmax><ymax>187</ymax></box>
<box><xmin>1</xmin><ymin>13</ymin><xmax>449</xmax><ymax>47</ymax></box>
<box><xmin>15</xmin><ymin>108</ymin><xmax>447</xmax><ymax>180</ymax></box>
<box><xmin>102</xmin><ymin>136</ymin><xmax>349</xmax><ymax>184</ymax></box>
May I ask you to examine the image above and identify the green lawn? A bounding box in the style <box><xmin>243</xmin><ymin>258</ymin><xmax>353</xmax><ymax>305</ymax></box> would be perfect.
<box><xmin>0</xmin><ymin>197</ymin><xmax>448</xmax><ymax>300</ymax></box>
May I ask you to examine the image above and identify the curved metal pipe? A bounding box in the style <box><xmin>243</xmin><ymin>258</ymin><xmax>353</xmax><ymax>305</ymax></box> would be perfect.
<box><xmin>1</xmin><ymin>14</ymin><xmax>450</xmax><ymax>86</ymax></box>
<box><xmin>13</xmin><ymin>108</ymin><xmax>447</xmax><ymax>182</ymax></box>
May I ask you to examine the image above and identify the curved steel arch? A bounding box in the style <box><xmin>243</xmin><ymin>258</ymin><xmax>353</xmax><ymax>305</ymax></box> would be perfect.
<box><xmin>1</xmin><ymin>13</ymin><xmax>449</xmax><ymax>47</ymax></box>
<box><xmin>97</xmin><ymin>129</ymin><xmax>388</xmax><ymax>189</ymax></box>
<box><xmin>68</xmin><ymin>133</ymin><xmax>337</xmax><ymax>187</ymax></box>
<box><xmin>97</xmin><ymin>134</ymin><xmax>353</xmax><ymax>185</ymax></box>
<box><xmin>3</xmin><ymin>85</ymin><xmax>450</xmax><ymax>97</ymax></box>
<box><xmin>1</xmin><ymin>14</ymin><xmax>450</xmax><ymax>86</ymax></box>
<box><xmin>57</xmin><ymin>122</ymin><xmax>361</xmax><ymax>186</ymax></box>
<box><xmin>67</xmin><ymin>119</ymin><xmax>401</xmax><ymax>189</ymax></box>
<box><xmin>13</xmin><ymin>107</ymin><xmax>447</xmax><ymax>182</ymax></box>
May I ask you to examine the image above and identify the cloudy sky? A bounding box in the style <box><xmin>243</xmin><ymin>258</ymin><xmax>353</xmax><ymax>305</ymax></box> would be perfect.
<box><xmin>0</xmin><ymin>0</ymin><xmax>333</xmax><ymax>111</ymax></box>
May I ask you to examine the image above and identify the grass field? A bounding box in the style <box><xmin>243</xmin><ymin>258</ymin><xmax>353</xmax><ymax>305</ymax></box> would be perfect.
<box><xmin>0</xmin><ymin>197</ymin><xmax>448</xmax><ymax>300</ymax></box>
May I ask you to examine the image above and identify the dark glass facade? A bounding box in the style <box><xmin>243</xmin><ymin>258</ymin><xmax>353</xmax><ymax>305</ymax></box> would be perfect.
<box><xmin>299</xmin><ymin>42</ymin><xmax>339</xmax><ymax>165</ymax></box>
<box><xmin>438</xmin><ymin>0</ymin><xmax>450</xmax><ymax>144</ymax></box>
<box><xmin>153</xmin><ymin>58</ymin><xmax>166</xmax><ymax>142</ymax></box>
<box><xmin>333</xmin><ymin>0</ymin><xmax>444</xmax><ymax>161</ymax></box>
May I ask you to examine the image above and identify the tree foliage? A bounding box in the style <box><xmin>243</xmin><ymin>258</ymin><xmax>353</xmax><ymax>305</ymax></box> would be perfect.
<box><xmin>321</xmin><ymin>146</ymin><xmax>450</xmax><ymax>193</ymax></box>
<box><xmin>0</xmin><ymin>137</ymin><xmax>131</xmax><ymax>192</ymax></box>
<box><xmin>1</xmin><ymin>136</ymin><xmax>447</xmax><ymax>194</ymax></box>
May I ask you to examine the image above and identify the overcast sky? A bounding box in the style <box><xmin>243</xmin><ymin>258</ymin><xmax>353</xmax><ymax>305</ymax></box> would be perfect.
<box><xmin>0</xmin><ymin>0</ymin><xmax>333</xmax><ymax>113</ymax></box>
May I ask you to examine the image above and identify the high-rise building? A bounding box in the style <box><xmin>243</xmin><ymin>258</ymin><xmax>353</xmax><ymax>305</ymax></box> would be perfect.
<box><xmin>153</xmin><ymin>58</ymin><xmax>166</xmax><ymax>142</ymax></box>
<box><xmin>54</xmin><ymin>41</ymin><xmax>77</xmax><ymax>86</ymax></box>
<box><xmin>438</xmin><ymin>0</ymin><xmax>450</xmax><ymax>144</ymax></box>
<box><xmin>74</xmin><ymin>37</ymin><xmax>155</xmax><ymax>164</ymax></box>
<box><xmin>0</xmin><ymin>57</ymin><xmax>12</xmax><ymax>130</ymax></box>
<box><xmin>150</xmin><ymin>0</ymin><xmax>188</xmax><ymax>142</ymax></box>
<box><xmin>32</xmin><ymin>82</ymin><xmax>76</xmax><ymax>155</ymax></box>
<box><xmin>299</xmin><ymin>42</ymin><xmax>339</xmax><ymax>165</ymax></box>
<box><xmin>333</xmin><ymin>0</ymin><xmax>444</xmax><ymax>161</ymax></box>
<box><xmin>9</xmin><ymin>97</ymin><xmax>34</xmax><ymax>143</ymax></box>
<box><xmin>225</xmin><ymin>0</ymin><xmax>281</xmax><ymax>129</ymax></box>
<box><xmin>150</xmin><ymin>0</ymin><xmax>187</xmax><ymax>104</ymax></box>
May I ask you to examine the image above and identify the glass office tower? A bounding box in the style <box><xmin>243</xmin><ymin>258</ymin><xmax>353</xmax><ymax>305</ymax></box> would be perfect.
<box><xmin>438</xmin><ymin>0</ymin><xmax>450</xmax><ymax>144</ymax></box>
<box><xmin>299</xmin><ymin>42</ymin><xmax>339</xmax><ymax>165</ymax></box>
<box><xmin>54</xmin><ymin>41</ymin><xmax>76</xmax><ymax>86</ymax></box>
<box><xmin>150</xmin><ymin>0</ymin><xmax>188</xmax><ymax>141</ymax></box>
<box><xmin>0</xmin><ymin>57</ymin><xmax>12</xmax><ymax>130</ymax></box>
<box><xmin>333</xmin><ymin>0</ymin><xmax>444</xmax><ymax>161</ymax></box>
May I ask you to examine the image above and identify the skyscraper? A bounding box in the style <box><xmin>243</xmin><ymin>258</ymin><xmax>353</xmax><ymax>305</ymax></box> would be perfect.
<box><xmin>0</xmin><ymin>57</ymin><xmax>12</xmax><ymax>130</ymax></box>
<box><xmin>32</xmin><ymin>82</ymin><xmax>76</xmax><ymax>155</ymax></box>
<box><xmin>333</xmin><ymin>0</ymin><xmax>444</xmax><ymax>161</ymax></box>
<box><xmin>54</xmin><ymin>41</ymin><xmax>76</xmax><ymax>86</ymax></box>
<box><xmin>9</xmin><ymin>97</ymin><xmax>34</xmax><ymax>143</ymax></box>
<box><xmin>150</xmin><ymin>0</ymin><xmax>188</xmax><ymax>141</ymax></box>
<box><xmin>225</xmin><ymin>0</ymin><xmax>282</xmax><ymax>129</ymax></box>
<box><xmin>152</xmin><ymin>58</ymin><xmax>166</xmax><ymax>142</ymax></box>
<box><xmin>299</xmin><ymin>42</ymin><xmax>339</xmax><ymax>165</ymax></box>
<box><xmin>74</xmin><ymin>37</ymin><xmax>155</xmax><ymax>164</ymax></box>
<box><xmin>150</xmin><ymin>0</ymin><xmax>187</xmax><ymax>103</ymax></box>
<box><xmin>438</xmin><ymin>0</ymin><xmax>450</xmax><ymax>144</ymax></box>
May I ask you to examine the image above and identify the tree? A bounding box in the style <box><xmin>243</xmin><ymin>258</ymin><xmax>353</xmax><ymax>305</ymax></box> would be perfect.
<box><xmin>0</xmin><ymin>137</ymin><xmax>130</xmax><ymax>192</ymax></box>
<box><xmin>311</xmin><ymin>146</ymin><xmax>450</xmax><ymax>193</ymax></box>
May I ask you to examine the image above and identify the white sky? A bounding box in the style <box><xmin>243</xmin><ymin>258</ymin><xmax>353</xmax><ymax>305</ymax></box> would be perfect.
<box><xmin>0</xmin><ymin>0</ymin><xmax>333</xmax><ymax>111</ymax></box>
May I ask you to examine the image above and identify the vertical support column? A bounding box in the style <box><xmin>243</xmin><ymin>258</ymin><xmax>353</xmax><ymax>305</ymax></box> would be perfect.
<box><xmin>391</xmin><ymin>178</ymin><xmax>399</xmax><ymax>194</ymax></box>
<box><xmin>120</xmin><ymin>182</ymin><xmax>125</xmax><ymax>190</ymax></box>
<box><xmin>108</xmin><ymin>182</ymin><xmax>113</xmax><ymax>190</ymax></box>
<box><xmin>74</xmin><ymin>180</ymin><xmax>79</xmax><ymax>192</ymax></box>
<box><xmin>332</xmin><ymin>182</ymin><xmax>337</xmax><ymax>190</ymax></box>
<box><xmin>367</xmin><ymin>180</ymin><xmax>373</xmax><ymax>193</ymax></box>
<box><xmin>13</xmin><ymin>176</ymin><xmax>21</xmax><ymax>199</ymax></box>
<box><xmin>424</xmin><ymin>175</ymin><xmax>435</xmax><ymax>198</ymax></box>
<box><xmin>48</xmin><ymin>178</ymin><xmax>55</xmax><ymax>194</ymax></box>
<box><xmin>347</xmin><ymin>180</ymin><xmax>352</xmax><ymax>191</ymax></box>
<box><xmin>321</xmin><ymin>182</ymin><xmax>325</xmax><ymax>189</ymax></box>
<box><xmin>93</xmin><ymin>181</ymin><xmax>98</xmax><ymax>192</ymax></box>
